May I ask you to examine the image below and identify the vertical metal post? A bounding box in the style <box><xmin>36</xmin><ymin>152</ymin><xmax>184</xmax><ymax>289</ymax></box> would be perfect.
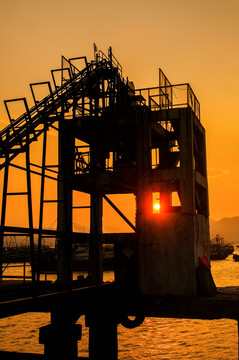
<box><xmin>57</xmin><ymin>116</ymin><xmax>74</xmax><ymax>284</ymax></box>
<box><xmin>102</xmin><ymin>79</ymin><xmax>105</xmax><ymax>109</ymax></box>
<box><xmin>82</xmin><ymin>96</ymin><xmax>85</xmax><ymax>117</ymax></box>
<box><xmin>89</xmin><ymin>189</ymin><xmax>103</xmax><ymax>285</ymax></box>
<box><xmin>88</xmin><ymin>130</ymin><xmax>103</xmax><ymax>284</ymax></box>
<box><xmin>37</xmin><ymin>123</ymin><xmax>48</xmax><ymax>282</ymax></box>
<box><xmin>72</xmin><ymin>92</ymin><xmax>77</xmax><ymax>120</ymax></box>
<box><xmin>108</xmin><ymin>46</ymin><xmax>112</xmax><ymax>63</ymax></box>
<box><xmin>170</xmin><ymin>85</ymin><xmax>173</xmax><ymax>109</ymax></box>
<box><xmin>23</xmin><ymin>261</ymin><xmax>26</xmax><ymax>284</ymax></box>
<box><xmin>25</xmin><ymin>133</ymin><xmax>35</xmax><ymax>284</ymax></box>
<box><xmin>90</xmin><ymin>96</ymin><xmax>93</xmax><ymax>118</ymax></box>
<box><xmin>109</xmin><ymin>77</ymin><xmax>115</xmax><ymax>111</ymax></box>
<box><xmin>0</xmin><ymin>157</ymin><xmax>9</xmax><ymax>280</ymax></box>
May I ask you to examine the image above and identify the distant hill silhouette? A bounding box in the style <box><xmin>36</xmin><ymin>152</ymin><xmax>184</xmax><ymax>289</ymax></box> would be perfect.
<box><xmin>210</xmin><ymin>217</ymin><xmax>239</xmax><ymax>243</ymax></box>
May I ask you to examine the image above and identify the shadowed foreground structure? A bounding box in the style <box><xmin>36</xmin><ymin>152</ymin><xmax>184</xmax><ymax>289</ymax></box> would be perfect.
<box><xmin>0</xmin><ymin>47</ymin><xmax>238</xmax><ymax>359</ymax></box>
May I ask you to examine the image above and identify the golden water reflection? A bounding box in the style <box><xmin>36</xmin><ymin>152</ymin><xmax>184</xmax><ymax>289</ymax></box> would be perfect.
<box><xmin>0</xmin><ymin>254</ymin><xmax>238</xmax><ymax>359</ymax></box>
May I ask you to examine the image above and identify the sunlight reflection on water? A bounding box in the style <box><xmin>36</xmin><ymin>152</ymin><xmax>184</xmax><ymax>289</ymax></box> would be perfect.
<box><xmin>0</xmin><ymin>254</ymin><xmax>239</xmax><ymax>359</ymax></box>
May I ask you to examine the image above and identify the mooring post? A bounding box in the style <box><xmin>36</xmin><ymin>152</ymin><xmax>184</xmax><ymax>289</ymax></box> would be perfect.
<box><xmin>39</xmin><ymin>311</ymin><xmax>82</xmax><ymax>360</ymax></box>
<box><xmin>87</xmin><ymin>311</ymin><xmax>118</xmax><ymax>360</ymax></box>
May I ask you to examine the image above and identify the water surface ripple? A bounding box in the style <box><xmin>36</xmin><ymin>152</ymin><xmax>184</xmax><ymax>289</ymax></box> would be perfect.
<box><xmin>0</xmin><ymin>253</ymin><xmax>239</xmax><ymax>359</ymax></box>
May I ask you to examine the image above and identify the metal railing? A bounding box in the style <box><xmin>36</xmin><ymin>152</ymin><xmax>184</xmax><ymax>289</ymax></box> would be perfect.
<box><xmin>1</xmin><ymin>261</ymin><xmax>31</xmax><ymax>283</ymax></box>
<box><xmin>75</xmin><ymin>147</ymin><xmax>91</xmax><ymax>174</ymax></box>
<box><xmin>134</xmin><ymin>83</ymin><xmax>200</xmax><ymax>120</ymax></box>
<box><xmin>96</xmin><ymin>47</ymin><xmax>123</xmax><ymax>77</ymax></box>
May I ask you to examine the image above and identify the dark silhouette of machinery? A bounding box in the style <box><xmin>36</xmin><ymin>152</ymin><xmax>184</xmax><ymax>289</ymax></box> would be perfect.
<box><xmin>0</xmin><ymin>47</ymin><xmax>212</xmax><ymax>360</ymax></box>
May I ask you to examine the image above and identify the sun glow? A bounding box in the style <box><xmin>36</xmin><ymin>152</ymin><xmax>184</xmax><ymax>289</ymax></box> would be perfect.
<box><xmin>152</xmin><ymin>192</ymin><xmax>160</xmax><ymax>213</ymax></box>
<box><xmin>153</xmin><ymin>202</ymin><xmax>160</xmax><ymax>213</ymax></box>
<box><xmin>154</xmin><ymin>203</ymin><xmax>160</xmax><ymax>210</ymax></box>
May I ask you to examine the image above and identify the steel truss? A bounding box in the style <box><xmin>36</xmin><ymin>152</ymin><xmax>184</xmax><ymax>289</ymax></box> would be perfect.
<box><xmin>0</xmin><ymin>46</ymin><xmax>207</xmax><ymax>299</ymax></box>
<box><xmin>0</xmin><ymin>47</ymin><xmax>136</xmax><ymax>286</ymax></box>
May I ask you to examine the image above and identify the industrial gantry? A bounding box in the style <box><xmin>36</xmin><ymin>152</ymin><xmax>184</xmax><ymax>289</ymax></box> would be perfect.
<box><xmin>0</xmin><ymin>47</ymin><xmax>211</xmax><ymax>359</ymax></box>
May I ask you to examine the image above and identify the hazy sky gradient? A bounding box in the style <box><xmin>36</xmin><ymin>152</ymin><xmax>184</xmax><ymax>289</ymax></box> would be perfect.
<box><xmin>0</xmin><ymin>0</ymin><xmax>239</xmax><ymax>221</ymax></box>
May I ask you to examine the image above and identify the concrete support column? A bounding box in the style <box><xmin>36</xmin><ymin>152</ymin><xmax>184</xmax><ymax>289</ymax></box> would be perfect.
<box><xmin>39</xmin><ymin>324</ymin><xmax>81</xmax><ymax>359</ymax></box>
<box><xmin>89</xmin><ymin>190</ymin><xmax>103</xmax><ymax>284</ymax></box>
<box><xmin>39</xmin><ymin>312</ymin><xmax>82</xmax><ymax>360</ymax></box>
<box><xmin>87</xmin><ymin>312</ymin><xmax>118</xmax><ymax>360</ymax></box>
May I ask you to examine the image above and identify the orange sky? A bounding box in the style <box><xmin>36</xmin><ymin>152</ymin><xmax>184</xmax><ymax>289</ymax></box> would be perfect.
<box><xmin>0</xmin><ymin>0</ymin><xmax>239</xmax><ymax>225</ymax></box>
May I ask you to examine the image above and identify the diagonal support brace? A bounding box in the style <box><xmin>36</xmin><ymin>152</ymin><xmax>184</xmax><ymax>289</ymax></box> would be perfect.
<box><xmin>101</xmin><ymin>193</ymin><xmax>136</xmax><ymax>232</ymax></box>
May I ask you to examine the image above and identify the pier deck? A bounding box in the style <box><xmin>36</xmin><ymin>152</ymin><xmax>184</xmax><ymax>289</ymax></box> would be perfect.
<box><xmin>1</xmin><ymin>280</ymin><xmax>239</xmax><ymax>321</ymax></box>
<box><xmin>0</xmin><ymin>48</ymin><xmax>235</xmax><ymax>359</ymax></box>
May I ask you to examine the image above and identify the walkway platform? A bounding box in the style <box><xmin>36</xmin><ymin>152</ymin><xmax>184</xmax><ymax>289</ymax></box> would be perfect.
<box><xmin>1</xmin><ymin>280</ymin><xmax>239</xmax><ymax>321</ymax></box>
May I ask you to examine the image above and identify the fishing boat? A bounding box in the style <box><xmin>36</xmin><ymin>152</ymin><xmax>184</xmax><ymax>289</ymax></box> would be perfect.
<box><xmin>210</xmin><ymin>234</ymin><xmax>234</xmax><ymax>260</ymax></box>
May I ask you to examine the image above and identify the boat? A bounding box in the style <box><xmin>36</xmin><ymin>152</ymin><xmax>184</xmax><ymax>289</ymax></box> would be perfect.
<box><xmin>210</xmin><ymin>234</ymin><xmax>234</xmax><ymax>260</ymax></box>
<box><xmin>233</xmin><ymin>254</ymin><xmax>239</xmax><ymax>262</ymax></box>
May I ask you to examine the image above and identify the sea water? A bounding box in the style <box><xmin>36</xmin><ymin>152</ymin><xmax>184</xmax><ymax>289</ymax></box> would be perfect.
<box><xmin>1</xmin><ymin>252</ymin><xmax>239</xmax><ymax>359</ymax></box>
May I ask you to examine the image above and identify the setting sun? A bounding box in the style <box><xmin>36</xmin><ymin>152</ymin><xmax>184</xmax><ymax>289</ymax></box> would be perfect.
<box><xmin>154</xmin><ymin>203</ymin><xmax>160</xmax><ymax>210</ymax></box>
<box><xmin>153</xmin><ymin>203</ymin><xmax>160</xmax><ymax>213</ymax></box>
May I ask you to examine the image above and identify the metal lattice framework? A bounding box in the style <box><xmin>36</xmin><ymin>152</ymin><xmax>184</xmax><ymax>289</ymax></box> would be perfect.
<box><xmin>0</xmin><ymin>47</ymin><xmax>136</xmax><ymax>285</ymax></box>
<box><xmin>0</xmin><ymin>46</ymin><xmax>207</xmax><ymax>299</ymax></box>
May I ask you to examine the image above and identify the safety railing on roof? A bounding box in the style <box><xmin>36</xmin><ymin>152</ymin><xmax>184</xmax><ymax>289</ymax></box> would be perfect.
<box><xmin>96</xmin><ymin>49</ymin><xmax>108</xmax><ymax>63</ymax></box>
<box><xmin>108</xmin><ymin>47</ymin><xmax>123</xmax><ymax>76</ymax></box>
<box><xmin>96</xmin><ymin>47</ymin><xmax>123</xmax><ymax>77</ymax></box>
<box><xmin>134</xmin><ymin>83</ymin><xmax>200</xmax><ymax>120</ymax></box>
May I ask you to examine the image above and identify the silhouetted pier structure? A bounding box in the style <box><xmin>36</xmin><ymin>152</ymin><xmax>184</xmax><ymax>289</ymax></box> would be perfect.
<box><xmin>0</xmin><ymin>47</ymin><xmax>238</xmax><ymax>359</ymax></box>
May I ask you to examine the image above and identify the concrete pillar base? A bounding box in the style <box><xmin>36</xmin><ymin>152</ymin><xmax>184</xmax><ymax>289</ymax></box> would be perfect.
<box><xmin>87</xmin><ymin>314</ymin><xmax>118</xmax><ymax>360</ymax></box>
<box><xmin>39</xmin><ymin>323</ymin><xmax>82</xmax><ymax>360</ymax></box>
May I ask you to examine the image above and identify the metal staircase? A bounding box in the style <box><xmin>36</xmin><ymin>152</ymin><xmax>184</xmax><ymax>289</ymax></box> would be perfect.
<box><xmin>0</xmin><ymin>47</ymin><xmax>129</xmax><ymax>284</ymax></box>
<box><xmin>0</xmin><ymin>48</ymin><xmax>126</xmax><ymax>168</ymax></box>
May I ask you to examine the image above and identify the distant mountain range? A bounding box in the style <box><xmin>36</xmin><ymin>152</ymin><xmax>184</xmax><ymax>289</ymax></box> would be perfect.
<box><xmin>210</xmin><ymin>217</ymin><xmax>239</xmax><ymax>243</ymax></box>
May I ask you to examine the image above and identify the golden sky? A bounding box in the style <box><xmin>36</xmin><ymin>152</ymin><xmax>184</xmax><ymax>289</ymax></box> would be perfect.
<box><xmin>0</xmin><ymin>0</ymin><xmax>239</xmax><ymax>224</ymax></box>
